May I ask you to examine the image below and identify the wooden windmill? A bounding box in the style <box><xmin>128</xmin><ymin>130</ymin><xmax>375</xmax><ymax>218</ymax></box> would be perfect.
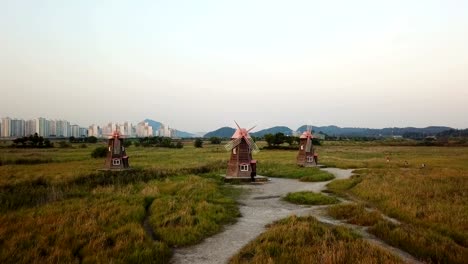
<box><xmin>103</xmin><ymin>130</ymin><xmax>130</xmax><ymax>170</ymax></box>
<box><xmin>224</xmin><ymin>121</ymin><xmax>260</xmax><ymax>177</ymax></box>
<box><xmin>297</xmin><ymin>126</ymin><xmax>317</xmax><ymax>167</ymax></box>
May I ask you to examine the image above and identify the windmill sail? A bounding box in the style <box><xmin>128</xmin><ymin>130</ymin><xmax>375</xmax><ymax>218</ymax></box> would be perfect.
<box><xmin>305</xmin><ymin>136</ymin><xmax>312</xmax><ymax>152</ymax></box>
<box><xmin>224</xmin><ymin>137</ymin><xmax>241</xmax><ymax>151</ymax></box>
<box><xmin>246</xmin><ymin>137</ymin><xmax>260</xmax><ymax>153</ymax></box>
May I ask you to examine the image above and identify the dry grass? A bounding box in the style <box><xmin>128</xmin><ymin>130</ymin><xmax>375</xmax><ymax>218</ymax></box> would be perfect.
<box><xmin>328</xmin><ymin>203</ymin><xmax>383</xmax><ymax>226</ymax></box>
<box><xmin>322</xmin><ymin>145</ymin><xmax>468</xmax><ymax>263</ymax></box>
<box><xmin>229</xmin><ymin>215</ymin><xmax>403</xmax><ymax>264</ymax></box>
<box><xmin>0</xmin><ymin>190</ymin><xmax>171</xmax><ymax>263</ymax></box>
<box><xmin>1</xmin><ymin>142</ymin><xmax>467</xmax><ymax>263</ymax></box>
<box><xmin>0</xmin><ymin>144</ymin><xmax>240</xmax><ymax>263</ymax></box>
<box><xmin>148</xmin><ymin>176</ymin><xmax>240</xmax><ymax>246</ymax></box>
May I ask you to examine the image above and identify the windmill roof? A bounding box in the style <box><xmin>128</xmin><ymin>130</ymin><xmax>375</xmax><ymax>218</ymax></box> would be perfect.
<box><xmin>300</xmin><ymin>131</ymin><xmax>314</xmax><ymax>139</ymax></box>
<box><xmin>231</xmin><ymin>128</ymin><xmax>252</xmax><ymax>139</ymax></box>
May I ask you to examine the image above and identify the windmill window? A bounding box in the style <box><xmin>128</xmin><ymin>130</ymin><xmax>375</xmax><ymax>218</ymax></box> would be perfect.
<box><xmin>112</xmin><ymin>159</ymin><xmax>121</xmax><ymax>166</ymax></box>
<box><xmin>307</xmin><ymin>156</ymin><xmax>314</xmax><ymax>162</ymax></box>
<box><xmin>233</xmin><ymin>148</ymin><xmax>236</xmax><ymax>154</ymax></box>
<box><xmin>301</xmin><ymin>145</ymin><xmax>304</xmax><ymax>150</ymax></box>
<box><xmin>240</xmin><ymin>164</ymin><xmax>249</xmax><ymax>171</ymax></box>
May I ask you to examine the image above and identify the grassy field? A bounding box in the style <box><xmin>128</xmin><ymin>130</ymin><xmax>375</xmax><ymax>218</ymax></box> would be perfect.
<box><xmin>0</xmin><ymin>141</ymin><xmax>331</xmax><ymax>263</ymax></box>
<box><xmin>0</xmin><ymin>143</ymin><xmax>236</xmax><ymax>263</ymax></box>
<box><xmin>0</xmin><ymin>141</ymin><xmax>467</xmax><ymax>263</ymax></box>
<box><xmin>322</xmin><ymin>145</ymin><xmax>468</xmax><ymax>263</ymax></box>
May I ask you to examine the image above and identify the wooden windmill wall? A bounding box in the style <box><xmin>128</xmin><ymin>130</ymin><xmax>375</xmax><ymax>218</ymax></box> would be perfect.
<box><xmin>297</xmin><ymin>127</ymin><xmax>316</xmax><ymax>167</ymax></box>
<box><xmin>104</xmin><ymin>131</ymin><xmax>130</xmax><ymax>170</ymax></box>
<box><xmin>225</xmin><ymin>122</ymin><xmax>259</xmax><ymax>177</ymax></box>
<box><xmin>227</xmin><ymin>138</ymin><xmax>254</xmax><ymax>177</ymax></box>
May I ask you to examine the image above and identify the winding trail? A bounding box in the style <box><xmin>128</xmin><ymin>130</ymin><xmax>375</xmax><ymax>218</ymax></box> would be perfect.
<box><xmin>170</xmin><ymin>168</ymin><xmax>421</xmax><ymax>264</ymax></box>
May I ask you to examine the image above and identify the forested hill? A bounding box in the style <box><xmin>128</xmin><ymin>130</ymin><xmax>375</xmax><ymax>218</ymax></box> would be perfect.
<box><xmin>296</xmin><ymin>125</ymin><xmax>452</xmax><ymax>137</ymax></box>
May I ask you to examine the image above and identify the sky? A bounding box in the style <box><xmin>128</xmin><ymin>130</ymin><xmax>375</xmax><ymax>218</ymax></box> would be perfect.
<box><xmin>1</xmin><ymin>0</ymin><xmax>467</xmax><ymax>132</ymax></box>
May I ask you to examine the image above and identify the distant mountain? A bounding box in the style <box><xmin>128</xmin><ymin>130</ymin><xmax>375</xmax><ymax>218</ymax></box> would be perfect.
<box><xmin>297</xmin><ymin>125</ymin><xmax>452</xmax><ymax>137</ymax></box>
<box><xmin>174</xmin><ymin>130</ymin><xmax>196</xmax><ymax>138</ymax></box>
<box><xmin>436</xmin><ymin>128</ymin><xmax>468</xmax><ymax>138</ymax></box>
<box><xmin>143</xmin><ymin>119</ymin><xmax>195</xmax><ymax>138</ymax></box>
<box><xmin>251</xmin><ymin>126</ymin><xmax>294</xmax><ymax>137</ymax></box>
<box><xmin>204</xmin><ymin>127</ymin><xmax>236</xmax><ymax>138</ymax></box>
<box><xmin>144</xmin><ymin>119</ymin><xmax>162</xmax><ymax>131</ymax></box>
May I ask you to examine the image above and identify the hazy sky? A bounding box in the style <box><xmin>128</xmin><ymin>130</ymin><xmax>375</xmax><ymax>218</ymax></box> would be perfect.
<box><xmin>1</xmin><ymin>0</ymin><xmax>467</xmax><ymax>132</ymax></box>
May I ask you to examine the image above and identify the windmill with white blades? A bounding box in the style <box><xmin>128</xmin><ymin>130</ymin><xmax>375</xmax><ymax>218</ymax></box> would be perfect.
<box><xmin>297</xmin><ymin>125</ymin><xmax>317</xmax><ymax>167</ymax></box>
<box><xmin>224</xmin><ymin>121</ymin><xmax>260</xmax><ymax>178</ymax></box>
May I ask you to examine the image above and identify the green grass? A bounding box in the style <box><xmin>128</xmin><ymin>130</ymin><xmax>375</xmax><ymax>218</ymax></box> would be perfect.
<box><xmin>284</xmin><ymin>191</ymin><xmax>339</xmax><ymax>205</ymax></box>
<box><xmin>229</xmin><ymin>215</ymin><xmax>404</xmax><ymax>264</ymax></box>
<box><xmin>258</xmin><ymin>161</ymin><xmax>334</xmax><ymax>181</ymax></box>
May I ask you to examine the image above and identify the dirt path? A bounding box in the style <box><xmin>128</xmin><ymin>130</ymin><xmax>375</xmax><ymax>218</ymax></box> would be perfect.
<box><xmin>170</xmin><ymin>168</ymin><xmax>421</xmax><ymax>264</ymax></box>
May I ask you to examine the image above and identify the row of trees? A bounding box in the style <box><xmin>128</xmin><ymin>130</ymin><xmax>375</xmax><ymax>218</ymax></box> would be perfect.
<box><xmin>264</xmin><ymin>133</ymin><xmax>321</xmax><ymax>147</ymax></box>
<box><xmin>137</xmin><ymin>136</ymin><xmax>183</xmax><ymax>148</ymax></box>
<box><xmin>69</xmin><ymin>136</ymin><xmax>98</xmax><ymax>143</ymax></box>
<box><xmin>11</xmin><ymin>133</ymin><xmax>53</xmax><ymax>148</ymax></box>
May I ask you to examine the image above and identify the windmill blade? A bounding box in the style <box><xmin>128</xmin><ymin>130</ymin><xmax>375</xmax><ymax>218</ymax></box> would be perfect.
<box><xmin>234</xmin><ymin>120</ymin><xmax>242</xmax><ymax>130</ymax></box>
<box><xmin>224</xmin><ymin>137</ymin><xmax>242</xmax><ymax>151</ymax></box>
<box><xmin>247</xmin><ymin>125</ymin><xmax>256</xmax><ymax>133</ymax></box>
<box><xmin>246</xmin><ymin>137</ymin><xmax>260</xmax><ymax>153</ymax></box>
<box><xmin>305</xmin><ymin>137</ymin><xmax>312</xmax><ymax>152</ymax></box>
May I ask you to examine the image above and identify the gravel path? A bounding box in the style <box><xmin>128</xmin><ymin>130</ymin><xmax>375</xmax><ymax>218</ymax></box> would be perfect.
<box><xmin>170</xmin><ymin>168</ymin><xmax>421</xmax><ymax>264</ymax></box>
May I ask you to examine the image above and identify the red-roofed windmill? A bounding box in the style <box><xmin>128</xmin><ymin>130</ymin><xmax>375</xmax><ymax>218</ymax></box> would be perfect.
<box><xmin>297</xmin><ymin>126</ymin><xmax>317</xmax><ymax>166</ymax></box>
<box><xmin>103</xmin><ymin>130</ymin><xmax>130</xmax><ymax>170</ymax></box>
<box><xmin>224</xmin><ymin>121</ymin><xmax>259</xmax><ymax>177</ymax></box>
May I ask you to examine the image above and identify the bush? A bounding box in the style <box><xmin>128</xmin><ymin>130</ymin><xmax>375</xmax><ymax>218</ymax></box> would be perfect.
<box><xmin>209</xmin><ymin>137</ymin><xmax>221</xmax><ymax>144</ymax></box>
<box><xmin>58</xmin><ymin>141</ymin><xmax>72</xmax><ymax>148</ymax></box>
<box><xmin>284</xmin><ymin>191</ymin><xmax>339</xmax><ymax>205</ymax></box>
<box><xmin>86</xmin><ymin>136</ymin><xmax>98</xmax><ymax>143</ymax></box>
<box><xmin>91</xmin><ymin>146</ymin><xmax>108</xmax><ymax>158</ymax></box>
<box><xmin>123</xmin><ymin>140</ymin><xmax>132</xmax><ymax>148</ymax></box>
<box><xmin>194</xmin><ymin>138</ymin><xmax>203</xmax><ymax>148</ymax></box>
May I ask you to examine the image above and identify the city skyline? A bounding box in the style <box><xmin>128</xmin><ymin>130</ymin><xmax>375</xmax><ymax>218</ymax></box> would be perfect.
<box><xmin>0</xmin><ymin>116</ymin><xmax>182</xmax><ymax>138</ymax></box>
<box><xmin>0</xmin><ymin>114</ymin><xmax>465</xmax><ymax>140</ymax></box>
<box><xmin>1</xmin><ymin>1</ymin><xmax>467</xmax><ymax>131</ymax></box>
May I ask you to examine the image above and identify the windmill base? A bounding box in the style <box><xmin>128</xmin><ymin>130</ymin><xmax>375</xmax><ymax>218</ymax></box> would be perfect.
<box><xmin>222</xmin><ymin>175</ymin><xmax>269</xmax><ymax>183</ymax></box>
<box><xmin>98</xmin><ymin>168</ymin><xmax>133</xmax><ymax>172</ymax></box>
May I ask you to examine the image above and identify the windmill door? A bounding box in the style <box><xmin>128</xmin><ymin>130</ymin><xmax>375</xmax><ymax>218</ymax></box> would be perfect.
<box><xmin>250</xmin><ymin>160</ymin><xmax>257</xmax><ymax>176</ymax></box>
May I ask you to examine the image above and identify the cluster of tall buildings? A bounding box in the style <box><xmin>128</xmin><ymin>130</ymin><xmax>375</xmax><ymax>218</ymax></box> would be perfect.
<box><xmin>1</xmin><ymin>117</ymin><xmax>179</xmax><ymax>139</ymax></box>
<box><xmin>1</xmin><ymin>117</ymin><xmax>87</xmax><ymax>138</ymax></box>
<box><xmin>89</xmin><ymin>121</ymin><xmax>176</xmax><ymax>138</ymax></box>
<box><xmin>157</xmin><ymin>123</ymin><xmax>177</xmax><ymax>138</ymax></box>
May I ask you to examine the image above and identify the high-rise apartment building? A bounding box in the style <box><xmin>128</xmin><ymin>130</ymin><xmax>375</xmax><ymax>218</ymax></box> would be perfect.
<box><xmin>1</xmin><ymin>117</ymin><xmax>11</xmax><ymax>137</ymax></box>
<box><xmin>136</xmin><ymin>122</ymin><xmax>153</xmax><ymax>137</ymax></box>
<box><xmin>88</xmin><ymin>124</ymin><xmax>101</xmax><ymax>137</ymax></box>
<box><xmin>10</xmin><ymin>119</ymin><xmax>25</xmax><ymax>137</ymax></box>
<box><xmin>55</xmin><ymin>120</ymin><xmax>70</xmax><ymax>137</ymax></box>
<box><xmin>25</xmin><ymin>119</ymin><xmax>37</xmax><ymax>136</ymax></box>
<box><xmin>36</xmin><ymin>117</ymin><xmax>50</xmax><ymax>137</ymax></box>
